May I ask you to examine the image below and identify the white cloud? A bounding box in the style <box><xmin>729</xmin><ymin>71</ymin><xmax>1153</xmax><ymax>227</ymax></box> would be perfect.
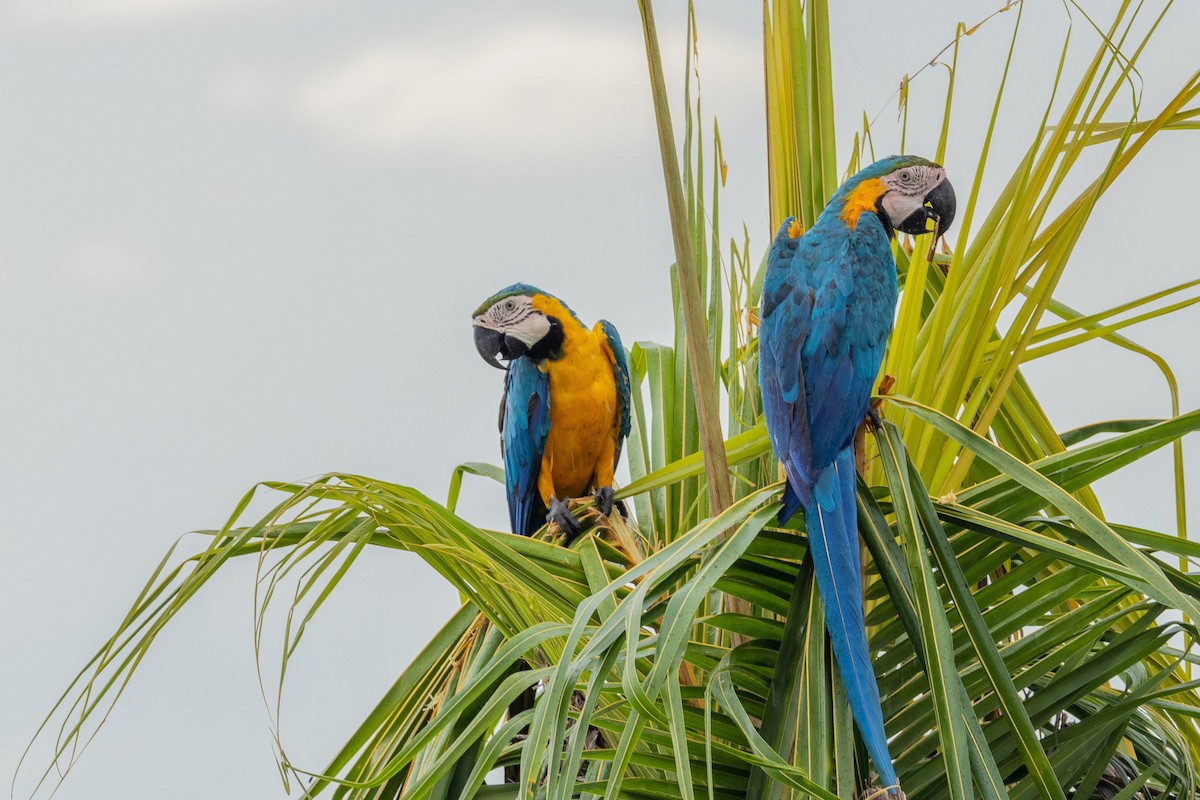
<box><xmin>283</xmin><ymin>22</ymin><xmax>758</xmax><ymax>161</ymax></box>
<box><xmin>10</xmin><ymin>0</ymin><xmax>279</xmax><ymax>29</ymax></box>
<box><xmin>58</xmin><ymin>234</ymin><xmax>160</xmax><ymax>292</ymax></box>
<box><xmin>208</xmin><ymin>65</ymin><xmax>279</xmax><ymax>114</ymax></box>
<box><xmin>291</xmin><ymin>24</ymin><xmax>645</xmax><ymax>159</ymax></box>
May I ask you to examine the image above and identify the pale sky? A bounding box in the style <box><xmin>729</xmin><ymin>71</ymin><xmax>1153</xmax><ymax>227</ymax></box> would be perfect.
<box><xmin>2</xmin><ymin>1</ymin><xmax>1198</xmax><ymax>798</ymax></box>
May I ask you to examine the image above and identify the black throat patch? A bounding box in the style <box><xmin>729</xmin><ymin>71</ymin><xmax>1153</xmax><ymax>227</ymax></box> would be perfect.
<box><xmin>872</xmin><ymin>197</ymin><xmax>896</xmax><ymax>240</ymax></box>
<box><xmin>527</xmin><ymin>316</ymin><xmax>565</xmax><ymax>361</ymax></box>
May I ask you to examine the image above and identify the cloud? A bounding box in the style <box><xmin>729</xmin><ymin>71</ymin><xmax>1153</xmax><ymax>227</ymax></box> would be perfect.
<box><xmin>289</xmin><ymin>23</ymin><xmax>646</xmax><ymax>159</ymax></box>
<box><xmin>9</xmin><ymin>0</ymin><xmax>279</xmax><ymax>29</ymax></box>
<box><xmin>281</xmin><ymin>22</ymin><xmax>759</xmax><ymax>161</ymax></box>
<box><xmin>208</xmin><ymin>65</ymin><xmax>279</xmax><ymax>114</ymax></box>
<box><xmin>57</xmin><ymin>234</ymin><xmax>160</xmax><ymax>293</ymax></box>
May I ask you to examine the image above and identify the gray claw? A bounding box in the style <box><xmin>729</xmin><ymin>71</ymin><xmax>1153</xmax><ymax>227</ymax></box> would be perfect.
<box><xmin>866</xmin><ymin>405</ymin><xmax>884</xmax><ymax>431</ymax></box>
<box><xmin>594</xmin><ymin>486</ymin><xmax>614</xmax><ymax>517</ymax></box>
<box><xmin>547</xmin><ymin>496</ymin><xmax>583</xmax><ymax>544</ymax></box>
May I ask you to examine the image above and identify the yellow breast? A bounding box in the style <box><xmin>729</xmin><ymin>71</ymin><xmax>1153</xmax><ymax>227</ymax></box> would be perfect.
<box><xmin>531</xmin><ymin>297</ymin><xmax>619</xmax><ymax>499</ymax></box>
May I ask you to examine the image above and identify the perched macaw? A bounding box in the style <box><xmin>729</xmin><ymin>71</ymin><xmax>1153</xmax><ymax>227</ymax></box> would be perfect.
<box><xmin>760</xmin><ymin>155</ymin><xmax>956</xmax><ymax>791</ymax></box>
<box><xmin>472</xmin><ymin>284</ymin><xmax>631</xmax><ymax>543</ymax></box>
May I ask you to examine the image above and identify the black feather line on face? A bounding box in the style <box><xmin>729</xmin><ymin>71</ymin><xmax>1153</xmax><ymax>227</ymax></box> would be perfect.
<box><xmin>489</xmin><ymin>302</ymin><xmax>533</xmax><ymax>328</ymax></box>
<box><xmin>507</xmin><ymin>308</ymin><xmax>535</xmax><ymax>326</ymax></box>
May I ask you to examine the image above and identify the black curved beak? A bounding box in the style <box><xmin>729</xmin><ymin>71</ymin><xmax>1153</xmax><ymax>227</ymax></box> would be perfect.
<box><xmin>896</xmin><ymin>177</ymin><xmax>957</xmax><ymax>238</ymax></box>
<box><xmin>474</xmin><ymin>326</ymin><xmax>507</xmax><ymax>370</ymax></box>
<box><xmin>927</xmin><ymin>177</ymin><xmax>956</xmax><ymax>237</ymax></box>
<box><xmin>474</xmin><ymin>326</ymin><xmax>530</xmax><ymax>370</ymax></box>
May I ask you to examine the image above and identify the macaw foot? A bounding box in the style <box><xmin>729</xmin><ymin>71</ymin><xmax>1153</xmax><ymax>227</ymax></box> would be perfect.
<box><xmin>860</xmin><ymin>778</ymin><xmax>905</xmax><ymax>800</ymax></box>
<box><xmin>867</xmin><ymin>374</ymin><xmax>895</xmax><ymax>432</ymax></box>
<box><xmin>594</xmin><ymin>486</ymin><xmax>614</xmax><ymax>517</ymax></box>
<box><xmin>547</xmin><ymin>496</ymin><xmax>583</xmax><ymax>545</ymax></box>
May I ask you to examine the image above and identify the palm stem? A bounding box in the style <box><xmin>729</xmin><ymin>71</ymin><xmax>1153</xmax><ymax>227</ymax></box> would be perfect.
<box><xmin>636</xmin><ymin>0</ymin><xmax>733</xmax><ymax>517</ymax></box>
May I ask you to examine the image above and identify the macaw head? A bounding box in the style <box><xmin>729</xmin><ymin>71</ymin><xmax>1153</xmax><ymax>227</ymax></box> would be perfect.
<box><xmin>471</xmin><ymin>283</ymin><xmax>567</xmax><ymax>370</ymax></box>
<box><xmin>836</xmin><ymin>155</ymin><xmax>956</xmax><ymax>238</ymax></box>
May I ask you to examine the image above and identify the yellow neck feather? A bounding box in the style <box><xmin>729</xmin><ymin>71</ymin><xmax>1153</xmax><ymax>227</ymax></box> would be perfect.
<box><xmin>531</xmin><ymin>295</ymin><xmax>587</xmax><ymax>346</ymax></box>
<box><xmin>837</xmin><ymin>177</ymin><xmax>887</xmax><ymax>229</ymax></box>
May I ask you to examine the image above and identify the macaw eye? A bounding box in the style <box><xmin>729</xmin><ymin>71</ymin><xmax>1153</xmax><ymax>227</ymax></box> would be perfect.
<box><xmin>899</xmin><ymin>170</ymin><xmax>911</xmax><ymax>182</ymax></box>
<box><xmin>504</xmin><ymin>299</ymin><xmax>516</xmax><ymax>311</ymax></box>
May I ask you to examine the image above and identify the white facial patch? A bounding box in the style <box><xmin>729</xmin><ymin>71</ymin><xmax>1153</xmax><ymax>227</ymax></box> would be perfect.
<box><xmin>506</xmin><ymin>312</ymin><xmax>551</xmax><ymax>347</ymax></box>
<box><xmin>473</xmin><ymin>295</ymin><xmax>551</xmax><ymax>347</ymax></box>
<box><xmin>879</xmin><ymin>164</ymin><xmax>946</xmax><ymax>228</ymax></box>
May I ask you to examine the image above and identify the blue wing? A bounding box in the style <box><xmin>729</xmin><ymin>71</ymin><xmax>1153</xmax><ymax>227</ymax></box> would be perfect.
<box><xmin>759</xmin><ymin>214</ymin><xmax>896</xmax><ymax>518</ymax></box>
<box><xmin>800</xmin><ymin>216</ymin><xmax>896</xmax><ymax>465</ymax></box>
<box><xmin>760</xmin><ymin>217</ymin><xmax>816</xmax><ymax>517</ymax></box>
<box><xmin>501</xmin><ymin>358</ymin><xmax>551</xmax><ymax>536</ymax></box>
<box><xmin>597</xmin><ymin>320</ymin><xmax>631</xmax><ymax>468</ymax></box>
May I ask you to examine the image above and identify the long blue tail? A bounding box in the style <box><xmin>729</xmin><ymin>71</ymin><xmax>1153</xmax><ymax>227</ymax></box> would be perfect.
<box><xmin>804</xmin><ymin>448</ymin><xmax>898</xmax><ymax>790</ymax></box>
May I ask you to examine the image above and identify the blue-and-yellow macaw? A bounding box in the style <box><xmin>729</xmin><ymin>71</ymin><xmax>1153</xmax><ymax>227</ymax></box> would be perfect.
<box><xmin>472</xmin><ymin>284</ymin><xmax>631</xmax><ymax>543</ymax></box>
<box><xmin>760</xmin><ymin>155</ymin><xmax>955</xmax><ymax>791</ymax></box>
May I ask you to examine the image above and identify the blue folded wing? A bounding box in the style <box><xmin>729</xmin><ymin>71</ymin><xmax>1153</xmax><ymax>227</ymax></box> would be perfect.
<box><xmin>762</xmin><ymin>217</ymin><xmax>893</xmax><ymax>508</ymax></box>
<box><xmin>799</xmin><ymin>220</ymin><xmax>896</xmax><ymax>466</ymax></box>
<box><xmin>501</xmin><ymin>358</ymin><xmax>551</xmax><ymax>536</ymax></box>
<box><xmin>760</xmin><ymin>217</ymin><xmax>816</xmax><ymax>517</ymax></box>
<box><xmin>597</xmin><ymin>319</ymin><xmax>631</xmax><ymax>468</ymax></box>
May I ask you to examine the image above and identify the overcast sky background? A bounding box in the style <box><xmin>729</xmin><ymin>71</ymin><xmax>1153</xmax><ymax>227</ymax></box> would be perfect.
<box><xmin>2</xmin><ymin>1</ymin><xmax>1197</xmax><ymax>797</ymax></box>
